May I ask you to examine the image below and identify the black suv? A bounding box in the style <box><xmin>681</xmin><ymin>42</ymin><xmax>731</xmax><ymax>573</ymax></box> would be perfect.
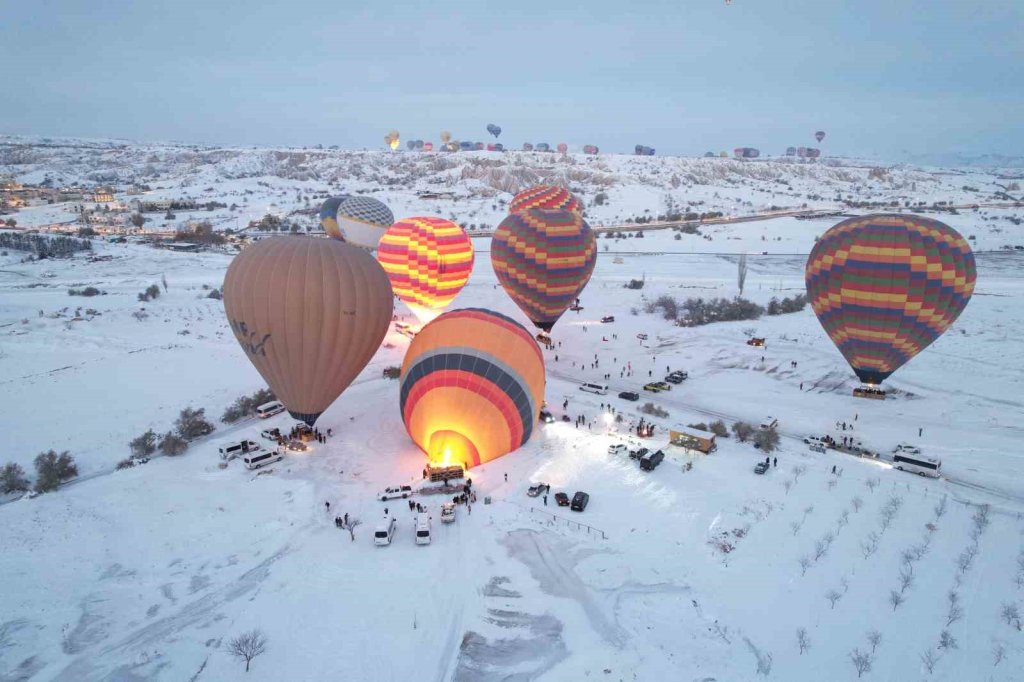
<box><xmin>640</xmin><ymin>450</ymin><xmax>665</xmax><ymax>471</ymax></box>
<box><xmin>618</xmin><ymin>391</ymin><xmax>640</xmax><ymax>401</ymax></box>
<box><xmin>571</xmin><ymin>491</ymin><xmax>590</xmax><ymax>511</ymax></box>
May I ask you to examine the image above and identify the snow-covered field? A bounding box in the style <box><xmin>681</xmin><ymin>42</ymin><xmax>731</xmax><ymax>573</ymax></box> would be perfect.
<box><xmin>2</xmin><ymin>140</ymin><xmax>1024</xmax><ymax>681</ymax></box>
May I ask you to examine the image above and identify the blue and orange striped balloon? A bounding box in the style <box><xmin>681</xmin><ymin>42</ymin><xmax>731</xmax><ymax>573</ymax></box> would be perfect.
<box><xmin>509</xmin><ymin>185</ymin><xmax>583</xmax><ymax>215</ymax></box>
<box><xmin>806</xmin><ymin>214</ymin><xmax>976</xmax><ymax>385</ymax></box>
<box><xmin>399</xmin><ymin>309</ymin><xmax>546</xmax><ymax>469</ymax></box>
<box><xmin>491</xmin><ymin>209</ymin><xmax>597</xmax><ymax>332</ymax></box>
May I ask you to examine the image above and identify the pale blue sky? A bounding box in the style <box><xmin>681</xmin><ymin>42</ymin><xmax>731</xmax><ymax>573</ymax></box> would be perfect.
<box><xmin>3</xmin><ymin>0</ymin><xmax>1021</xmax><ymax>158</ymax></box>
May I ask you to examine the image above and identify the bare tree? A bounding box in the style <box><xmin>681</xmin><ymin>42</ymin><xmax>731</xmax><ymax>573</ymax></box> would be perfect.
<box><xmin>826</xmin><ymin>589</ymin><xmax>842</xmax><ymax>609</ymax></box>
<box><xmin>783</xmin><ymin>480</ymin><xmax>793</xmax><ymax>495</ymax></box>
<box><xmin>938</xmin><ymin>630</ymin><xmax>958</xmax><ymax>650</ymax></box>
<box><xmin>865</xmin><ymin>477</ymin><xmax>880</xmax><ymax>493</ymax></box>
<box><xmin>226</xmin><ymin>629</ymin><xmax>268</xmax><ymax>672</ymax></box>
<box><xmin>797</xmin><ymin>627</ymin><xmax>810</xmax><ymax>654</ymax></box>
<box><xmin>827</xmin><ymin>478</ymin><xmax>837</xmax><ymax>492</ymax></box>
<box><xmin>901</xmin><ymin>550</ymin><xmax>917</xmax><ymax>573</ymax></box>
<box><xmin>889</xmin><ymin>590</ymin><xmax>905</xmax><ymax>611</ymax></box>
<box><xmin>341</xmin><ymin>517</ymin><xmax>363</xmax><ymax>542</ymax></box>
<box><xmin>814</xmin><ymin>537</ymin><xmax>830</xmax><ymax>561</ymax></box>
<box><xmin>861</xmin><ymin>531</ymin><xmax>880</xmax><ymax>560</ymax></box>
<box><xmin>920</xmin><ymin>649</ymin><xmax>939</xmax><ymax>675</ymax></box>
<box><xmin>790</xmin><ymin>520</ymin><xmax>801</xmax><ymax>535</ymax></box>
<box><xmin>737</xmin><ymin>253</ymin><xmax>748</xmax><ymax>297</ymax></box>
<box><xmin>850</xmin><ymin>648</ymin><xmax>872</xmax><ymax>678</ymax></box>
<box><xmin>851</xmin><ymin>496</ymin><xmax>864</xmax><ymax>513</ymax></box>
<box><xmin>1001</xmin><ymin>602</ymin><xmax>1022</xmax><ymax>630</ymax></box>
<box><xmin>837</xmin><ymin>509</ymin><xmax>850</xmax><ymax>533</ymax></box>
<box><xmin>946</xmin><ymin>591</ymin><xmax>963</xmax><ymax>626</ymax></box>
<box><xmin>933</xmin><ymin>494</ymin><xmax>947</xmax><ymax>519</ymax></box>
<box><xmin>958</xmin><ymin>544</ymin><xmax>978</xmax><ymax>575</ymax></box>
<box><xmin>993</xmin><ymin>641</ymin><xmax>1006</xmax><ymax>667</ymax></box>
<box><xmin>867</xmin><ymin>629</ymin><xmax>882</xmax><ymax>654</ymax></box>
<box><xmin>799</xmin><ymin>556</ymin><xmax>811</xmax><ymax>576</ymax></box>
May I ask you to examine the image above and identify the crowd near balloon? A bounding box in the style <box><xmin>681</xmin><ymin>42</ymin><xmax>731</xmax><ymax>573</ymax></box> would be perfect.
<box><xmin>226</xmin><ymin>169</ymin><xmax>973</xmax><ymax>470</ymax></box>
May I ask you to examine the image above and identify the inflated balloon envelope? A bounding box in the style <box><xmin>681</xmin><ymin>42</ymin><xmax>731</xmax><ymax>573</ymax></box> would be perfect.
<box><xmin>223</xmin><ymin>237</ymin><xmax>393</xmax><ymax>426</ymax></box>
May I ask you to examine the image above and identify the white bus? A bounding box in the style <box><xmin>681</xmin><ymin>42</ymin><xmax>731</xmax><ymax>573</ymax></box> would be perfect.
<box><xmin>256</xmin><ymin>400</ymin><xmax>285</xmax><ymax>418</ymax></box>
<box><xmin>579</xmin><ymin>382</ymin><xmax>608</xmax><ymax>395</ymax></box>
<box><xmin>243</xmin><ymin>450</ymin><xmax>283</xmax><ymax>470</ymax></box>
<box><xmin>892</xmin><ymin>453</ymin><xmax>941</xmax><ymax>478</ymax></box>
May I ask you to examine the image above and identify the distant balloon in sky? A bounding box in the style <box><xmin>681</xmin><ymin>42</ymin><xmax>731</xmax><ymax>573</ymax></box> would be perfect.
<box><xmin>522</xmin><ymin>142</ymin><xmax>534</xmax><ymax>151</ymax></box>
<box><xmin>440</xmin><ymin>130</ymin><xmax>451</xmax><ymax>144</ymax></box>
<box><xmin>491</xmin><ymin>208</ymin><xmax>597</xmax><ymax>332</ymax></box>
<box><xmin>815</xmin><ymin>130</ymin><xmax>826</xmax><ymax>143</ymax></box>
<box><xmin>487</xmin><ymin>123</ymin><xmax>502</xmax><ymax>138</ymax></box>
<box><xmin>806</xmin><ymin>214</ymin><xmax>976</xmax><ymax>386</ymax></box>
<box><xmin>510</xmin><ymin>185</ymin><xmax>582</xmax><ymax>215</ymax></box>
<box><xmin>400</xmin><ymin>308</ymin><xmax>545</xmax><ymax>469</ymax></box>
<box><xmin>557</xmin><ymin>143</ymin><xmax>568</xmax><ymax>154</ymax></box>
<box><xmin>223</xmin><ymin>237</ymin><xmax>393</xmax><ymax>426</ymax></box>
<box><xmin>325</xmin><ymin>196</ymin><xmax>395</xmax><ymax>248</ymax></box>
<box><xmin>377</xmin><ymin>216</ymin><xmax>474</xmax><ymax>324</ymax></box>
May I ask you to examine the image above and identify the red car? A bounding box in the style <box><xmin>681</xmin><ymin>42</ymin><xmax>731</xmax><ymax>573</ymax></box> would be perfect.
<box><xmin>554</xmin><ymin>492</ymin><xmax>570</xmax><ymax>507</ymax></box>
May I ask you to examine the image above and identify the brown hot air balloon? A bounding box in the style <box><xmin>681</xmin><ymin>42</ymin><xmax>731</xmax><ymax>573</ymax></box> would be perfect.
<box><xmin>223</xmin><ymin>237</ymin><xmax>394</xmax><ymax>425</ymax></box>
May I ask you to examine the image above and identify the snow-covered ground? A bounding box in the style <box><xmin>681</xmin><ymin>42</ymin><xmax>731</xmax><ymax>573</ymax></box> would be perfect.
<box><xmin>2</xmin><ymin>140</ymin><xmax>1024</xmax><ymax>681</ymax></box>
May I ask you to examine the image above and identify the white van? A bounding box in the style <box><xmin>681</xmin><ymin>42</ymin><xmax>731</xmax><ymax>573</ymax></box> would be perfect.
<box><xmin>440</xmin><ymin>502</ymin><xmax>456</xmax><ymax>524</ymax></box>
<box><xmin>256</xmin><ymin>400</ymin><xmax>285</xmax><ymax>418</ymax></box>
<box><xmin>579</xmin><ymin>382</ymin><xmax>608</xmax><ymax>395</ymax></box>
<box><xmin>415</xmin><ymin>512</ymin><xmax>432</xmax><ymax>545</ymax></box>
<box><xmin>374</xmin><ymin>516</ymin><xmax>396</xmax><ymax>546</ymax></box>
<box><xmin>760</xmin><ymin>416</ymin><xmax>779</xmax><ymax>430</ymax></box>
<box><xmin>243</xmin><ymin>450</ymin><xmax>282</xmax><ymax>470</ymax></box>
<box><xmin>219</xmin><ymin>439</ymin><xmax>261</xmax><ymax>460</ymax></box>
<box><xmin>608</xmin><ymin>443</ymin><xmax>627</xmax><ymax>456</ymax></box>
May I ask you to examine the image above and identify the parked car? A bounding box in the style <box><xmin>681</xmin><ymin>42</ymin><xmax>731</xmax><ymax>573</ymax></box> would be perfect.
<box><xmin>803</xmin><ymin>436</ymin><xmax>827</xmax><ymax>448</ymax></box>
<box><xmin>618</xmin><ymin>391</ymin><xmax>640</xmax><ymax>401</ymax></box>
<box><xmin>665</xmin><ymin>371</ymin><xmax>688</xmax><ymax>384</ymax></box>
<box><xmin>378</xmin><ymin>485</ymin><xmax>414</xmax><ymax>501</ymax></box>
<box><xmin>554</xmin><ymin>492</ymin><xmax>570</xmax><ymax>507</ymax></box>
<box><xmin>539</xmin><ymin>409</ymin><xmax>555</xmax><ymax>424</ymax></box>
<box><xmin>600</xmin><ymin>315</ymin><xmax>615</xmax><ymax>323</ymax></box>
<box><xmin>256</xmin><ymin>400</ymin><xmax>285</xmax><ymax>418</ymax></box>
<box><xmin>746</xmin><ymin>337</ymin><xmax>765</xmax><ymax>347</ymax></box>
<box><xmin>894</xmin><ymin>443</ymin><xmax>922</xmax><ymax>455</ymax></box>
<box><xmin>754</xmin><ymin>461</ymin><xmax>769</xmax><ymax>475</ymax></box>
<box><xmin>440</xmin><ymin>502</ymin><xmax>456</xmax><ymax>523</ymax></box>
<box><xmin>561</xmin><ymin>414</ymin><xmax>572</xmax><ymax>423</ymax></box>
<box><xmin>286</xmin><ymin>440</ymin><xmax>307</xmax><ymax>452</ymax></box>
<box><xmin>760</xmin><ymin>416</ymin><xmax>779</xmax><ymax>430</ymax></box>
<box><xmin>527</xmin><ymin>482</ymin><xmax>550</xmax><ymax>497</ymax></box>
<box><xmin>608</xmin><ymin>443</ymin><xmax>627</xmax><ymax>456</ymax></box>
<box><xmin>639</xmin><ymin>450</ymin><xmax>664</xmax><ymax>471</ymax></box>
<box><xmin>260</xmin><ymin>427</ymin><xmax>281</xmax><ymax>441</ymax></box>
<box><xmin>571</xmin><ymin>491</ymin><xmax>590</xmax><ymax>512</ymax></box>
<box><xmin>644</xmin><ymin>381</ymin><xmax>671</xmax><ymax>392</ymax></box>
<box><xmin>636</xmin><ymin>333</ymin><xmax>648</xmax><ymax>340</ymax></box>
<box><xmin>415</xmin><ymin>512</ymin><xmax>432</xmax><ymax>545</ymax></box>
<box><xmin>630</xmin><ymin>447</ymin><xmax>649</xmax><ymax>460</ymax></box>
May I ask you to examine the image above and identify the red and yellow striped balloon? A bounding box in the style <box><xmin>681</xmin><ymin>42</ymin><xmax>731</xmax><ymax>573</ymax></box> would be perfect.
<box><xmin>400</xmin><ymin>309</ymin><xmax>546</xmax><ymax>469</ymax></box>
<box><xmin>806</xmin><ymin>214</ymin><xmax>976</xmax><ymax>385</ymax></box>
<box><xmin>377</xmin><ymin>217</ymin><xmax>474</xmax><ymax>324</ymax></box>
<box><xmin>510</xmin><ymin>185</ymin><xmax>583</xmax><ymax>215</ymax></box>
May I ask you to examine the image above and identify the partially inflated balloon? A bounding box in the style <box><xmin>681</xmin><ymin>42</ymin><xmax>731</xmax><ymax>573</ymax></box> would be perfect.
<box><xmin>318</xmin><ymin>196</ymin><xmax>350</xmax><ymax>236</ymax></box>
<box><xmin>805</xmin><ymin>214</ymin><xmax>976</xmax><ymax>385</ymax></box>
<box><xmin>491</xmin><ymin>209</ymin><xmax>597</xmax><ymax>332</ymax></box>
<box><xmin>327</xmin><ymin>196</ymin><xmax>394</xmax><ymax>248</ymax></box>
<box><xmin>557</xmin><ymin>143</ymin><xmax>568</xmax><ymax>154</ymax></box>
<box><xmin>223</xmin><ymin>237</ymin><xmax>393</xmax><ymax>425</ymax></box>
<box><xmin>377</xmin><ymin>216</ymin><xmax>474</xmax><ymax>324</ymax></box>
<box><xmin>400</xmin><ymin>308</ymin><xmax>545</xmax><ymax>469</ymax></box>
<box><xmin>509</xmin><ymin>185</ymin><xmax>582</xmax><ymax>215</ymax></box>
<box><xmin>440</xmin><ymin>130</ymin><xmax>451</xmax><ymax>144</ymax></box>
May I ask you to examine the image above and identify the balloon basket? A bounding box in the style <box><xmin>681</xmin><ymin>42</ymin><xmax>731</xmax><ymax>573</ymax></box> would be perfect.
<box><xmin>852</xmin><ymin>385</ymin><xmax>887</xmax><ymax>400</ymax></box>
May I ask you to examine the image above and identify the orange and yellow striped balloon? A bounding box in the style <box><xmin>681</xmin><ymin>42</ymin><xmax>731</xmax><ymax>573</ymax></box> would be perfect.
<box><xmin>377</xmin><ymin>216</ymin><xmax>474</xmax><ymax>324</ymax></box>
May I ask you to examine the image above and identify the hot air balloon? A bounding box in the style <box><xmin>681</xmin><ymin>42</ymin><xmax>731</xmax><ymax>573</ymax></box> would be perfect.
<box><xmin>491</xmin><ymin>209</ymin><xmax>597</xmax><ymax>332</ymax></box>
<box><xmin>474</xmin><ymin>141</ymin><xmax>485</xmax><ymax>151</ymax></box>
<box><xmin>704</xmin><ymin>151</ymin><xmax>716</xmax><ymax>158</ymax></box>
<box><xmin>583</xmin><ymin>145</ymin><xmax>599</xmax><ymax>155</ymax></box>
<box><xmin>557</xmin><ymin>143</ymin><xmax>568</xmax><ymax>154</ymax></box>
<box><xmin>325</xmin><ymin>196</ymin><xmax>395</xmax><ymax>248</ymax></box>
<box><xmin>459</xmin><ymin>141</ymin><xmax>474</xmax><ymax>151</ymax></box>
<box><xmin>494</xmin><ymin>143</ymin><xmax>504</xmax><ymax>152</ymax></box>
<box><xmin>406</xmin><ymin>140</ymin><xmax>415</xmax><ymax>150</ymax></box>
<box><xmin>719</xmin><ymin>151</ymin><xmax>728</xmax><ymax>158</ymax></box>
<box><xmin>423</xmin><ymin>141</ymin><xmax>434</xmax><ymax>152</ymax></box>
<box><xmin>536</xmin><ymin>142</ymin><xmax>551</xmax><ymax>152</ymax></box>
<box><xmin>400</xmin><ymin>308</ymin><xmax>545</xmax><ymax>469</ymax></box>
<box><xmin>377</xmin><ymin>216</ymin><xmax>474</xmax><ymax>325</ymax></box>
<box><xmin>815</xmin><ymin>130</ymin><xmax>826</xmax><ymax>143</ymax></box>
<box><xmin>510</xmin><ymin>185</ymin><xmax>582</xmax><ymax>215</ymax></box>
<box><xmin>318</xmin><ymin>196</ymin><xmax>350</xmax><ymax>235</ymax></box>
<box><xmin>223</xmin><ymin>237</ymin><xmax>393</xmax><ymax>426</ymax></box>
<box><xmin>522</xmin><ymin>143</ymin><xmax>534</xmax><ymax>151</ymax></box>
<box><xmin>805</xmin><ymin>214</ymin><xmax>975</xmax><ymax>387</ymax></box>
<box><xmin>486</xmin><ymin>124</ymin><xmax>502</xmax><ymax>138</ymax></box>
<box><xmin>440</xmin><ymin>130</ymin><xmax>451</xmax><ymax>144</ymax></box>
<box><xmin>785</xmin><ymin>146</ymin><xmax>797</xmax><ymax>156</ymax></box>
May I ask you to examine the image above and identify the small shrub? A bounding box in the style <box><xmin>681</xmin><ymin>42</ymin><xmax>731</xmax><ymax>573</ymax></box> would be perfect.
<box><xmin>33</xmin><ymin>450</ymin><xmax>78</xmax><ymax>493</ymax></box>
<box><xmin>175</xmin><ymin>407</ymin><xmax>215</xmax><ymax>440</ymax></box>
<box><xmin>1</xmin><ymin>462</ymin><xmax>31</xmax><ymax>494</ymax></box>
<box><xmin>116</xmin><ymin>458</ymin><xmax>135</xmax><ymax>470</ymax></box>
<box><xmin>640</xmin><ymin>402</ymin><xmax>669</xmax><ymax>418</ymax></box>
<box><xmin>206</xmin><ymin>288</ymin><xmax>222</xmax><ymax>300</ymax></box>
<box><xmin>129</xmin><ymin>429</ymin><xmax>157</xmax><ymax>458</ymax></box>
<box><xmin>68</xmin><ymin>286</ymin><xmax>103</xmax><ymax>297</ymax></box>
<box><xmin>159</xmin><ymin>431</ymin><xmax>188</xmax><ymax>456</ymax></box>
<box><xmin>624</xmin><ymin>279</ymin><xmax>645</xmax><ymax>290</ymax></box>
<box><xmin>754</xmin><ymin>428</ymin><xmax>780</xmax><ymax>453</ymax></box>
<box><xmin>708</xmin><ymin>420</ymin><xmax>729</xmax><ymax>437</ymax></box>
<box><xmin>732</xmin><ymin>421</ymin><xmax>755</xmax><ymax>442</ymax></box>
